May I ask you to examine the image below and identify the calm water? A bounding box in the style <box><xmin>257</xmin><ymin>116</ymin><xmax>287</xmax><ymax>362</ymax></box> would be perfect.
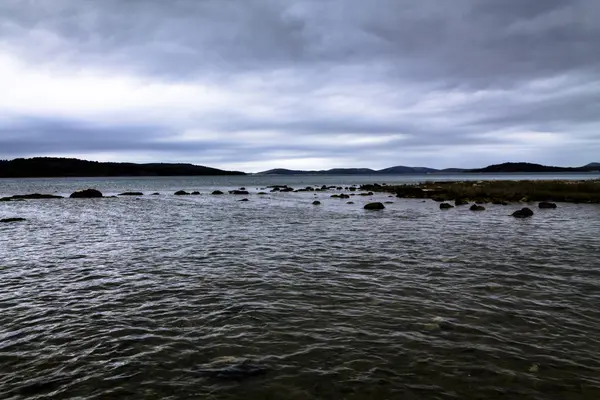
<box><xmin>1</xmin><ymin>174</ymin><xmax>600</xmax><ymax>399</ymax></box>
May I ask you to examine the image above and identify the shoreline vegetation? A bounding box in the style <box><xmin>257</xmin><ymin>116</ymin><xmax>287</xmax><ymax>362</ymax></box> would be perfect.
<box><xmin>0</xmin><ymin>158</ymin><xmax>599</xmax><ymax>178</ymax></box>
<box><xmin>360</xmin><ymin>180</ymin><xmax>600</xmax><ymax>204</ymax></box>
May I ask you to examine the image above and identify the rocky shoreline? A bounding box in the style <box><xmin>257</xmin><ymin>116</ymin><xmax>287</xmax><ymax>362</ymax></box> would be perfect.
<box><xmin>359</xmin><ymin>179</ymin><xmax>600</xmax><ymax>204</ymax></box>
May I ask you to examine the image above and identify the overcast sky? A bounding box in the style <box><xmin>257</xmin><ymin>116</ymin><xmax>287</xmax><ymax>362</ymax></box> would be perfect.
<box><xmin>1</xmin><ymin>0</ymin><xmax>599</xmax><ymax>171</ymax></box>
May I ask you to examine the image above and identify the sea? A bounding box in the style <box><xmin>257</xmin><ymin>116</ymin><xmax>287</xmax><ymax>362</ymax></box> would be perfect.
<box><xmin>1</xmin><ymin>173</ymin><xmax>600</xmax><ymax>399</ymax></box>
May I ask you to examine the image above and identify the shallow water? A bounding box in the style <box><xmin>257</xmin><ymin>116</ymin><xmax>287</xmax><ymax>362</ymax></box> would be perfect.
<box><xmin>1</xmin><ymin>176</ymin><xmax>600</xmax><ymax>399</ymax></box>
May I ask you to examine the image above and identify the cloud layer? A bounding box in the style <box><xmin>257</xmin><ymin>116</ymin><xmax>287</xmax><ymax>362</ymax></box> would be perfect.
<box><xmin>1</xmin><ymin>0</ymin><xmax>599</xmax><ymax>171</ymax></box>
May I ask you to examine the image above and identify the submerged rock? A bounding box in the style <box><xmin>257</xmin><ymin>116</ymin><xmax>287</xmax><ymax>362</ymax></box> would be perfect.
<box><xmin>257</xmin><ymin>192</ymin><xmax>267</xmax><ymax>195</ymax></box>
<box><xmin>384</xmin><ymin>201</ymin><xmax>394</xmax><ymax>204</ymax></box>
<box><xmin>312</xmin><ymin>200</ymin><xmax>321</xmax><ymax>205</ymax></box>
<box><xmin>229</xmin><ymin>190</ymin><xmax>250</xmax><ymax>195</ymax></box>
<box><xmin>0</xmin><ymin>217</ymin><xmax>26</xmax><ymax>223</ymax></box>
<box><xmin>174</xmin><ymin>190</ymin><xmax>190</xmax><ymax>195</ymax></box>
<box><xmin>151</xmin><ymin>192</ymin><xmax>160</xmax><ymax>195</ymax></box>
<box><xmin>346</xmin><ymin>201</ymin><xmax>354</xmax><ymax>204</ymax></box>
<box><xmin>539</xmin><ymin>201</ymin><xmax>557</xmax><ymax>209</ymax></box>
<box><xmin>191</xmin><ymin>191</ymin><xmax>201</xmax><ymax>195</ymax></box>
<box><xmin>211</xmin><ymin>190</ymin><xmax>224</xmax><ymax>195</ymax></box>
<box><xmin>440</xmin><ymin>203</ymin><xmax>454</xmax><ymax>209</ymax></box>
<box><xmin>470</xmin><ymin>204</ymin><xmax>486</xmax><ymax>211</ymax></box>
<box><xmin>364</xmin><ymin>202</ymin><xmax>385</xmax><ymax>210</ymax></box>
<box><xmin>119</xmin><ymin>192</ymin><xmax>144</xmax><ymax>196</ymax></box>
<box><xmin>512</xmin><ymin>207</ymin><xmax>534</xmax><ymax>218</ymax></box>
<box><xmin>196</xmin><ymin>359</ymin><xmax>269</xmax><ymax>381</ymax></box>
<box><xmin>70</xmin><ymin>189</ymin><xmax>103</xmax><ymax>198</ymax></box>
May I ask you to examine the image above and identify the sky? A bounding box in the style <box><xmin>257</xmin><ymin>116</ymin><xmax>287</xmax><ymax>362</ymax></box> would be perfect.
<box><xmin>1</xmin><ymin>0</ymin><xmax>599</xmax><ymax>172</ymax></box>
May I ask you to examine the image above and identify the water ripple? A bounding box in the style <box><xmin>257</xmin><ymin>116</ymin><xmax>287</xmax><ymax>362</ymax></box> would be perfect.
<box><xmin>1</xmin><ymin>178</ymin><xmax>600</xmax><ymax>399</ymax></box>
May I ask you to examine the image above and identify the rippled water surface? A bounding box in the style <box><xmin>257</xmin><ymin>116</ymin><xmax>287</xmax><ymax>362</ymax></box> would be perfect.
<box><xmin>2</xmin><ymin>176</ymin><xmax>600</xmax><ymax>399</ymax></box>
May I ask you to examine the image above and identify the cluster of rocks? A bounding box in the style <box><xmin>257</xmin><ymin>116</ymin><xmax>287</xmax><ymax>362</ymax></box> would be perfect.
<box><xmin>439</xmin><ymin>200</ymin><xmax>556</xmax><ymax>218</ymax></box>
<box><xmin>1</xmin><ymin>183</ymin><xmax>562</xmax><ymax>221</ymax></box>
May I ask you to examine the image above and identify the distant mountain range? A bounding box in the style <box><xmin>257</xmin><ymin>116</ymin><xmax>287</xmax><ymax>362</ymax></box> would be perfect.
<box><xmin>257</xmin><ymin>162</ymin><xmax>600</xmax><ymax>175</ymax></box>
<box><xmin>0</xmin><ymin>158</ymin><xmax>598</xmax><ymax>178</ymax></box>
<box><xmin>0</xmin><ymin>157</ymin><xmax>245</xmax><ymax>177</ymax></box>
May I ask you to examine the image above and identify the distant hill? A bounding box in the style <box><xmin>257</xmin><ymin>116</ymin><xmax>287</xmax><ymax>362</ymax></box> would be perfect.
<box><xmin>258</xmin><ymin>168</ymin><xmax>377</xmax><ymax>175</ymax></box>
<box><xmin>378</xmin><ymin>166</ymin><xmax>439</xmax><ymax>174</ymax></box>
<box><xmin>259</xmin><ymin>165</ymin><xmax>445</xmax><ymax>175</ymax></box>
<box><xmin>468</xmin><ymin>162</ymin><xmax>597</xmax><ymax>173</ymax></box>
<box><xmin>0</xmin><ymin>157</ymin><xmax>245</xmax><ymax>177</ymax></box>
<box><xmin>258</xmin><ymin>162</ymin><xmax>599</xmax><ymax>175</ymax></box>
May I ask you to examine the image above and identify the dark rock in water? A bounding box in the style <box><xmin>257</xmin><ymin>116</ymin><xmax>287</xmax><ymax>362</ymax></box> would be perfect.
<box><xmin>174</xmin><ymin>190</ymin><xmax>190</xmax><ymax>195</ymax></box>
<box><xmin>336</xmin><ymin>186</ymin><xmax>343</xmax><ymax>190</ymax></box>
<box><xmin>196</xmin><ymin>359</ymin><xmax>269</xmax><ymax>381</ymax></box>
<box><xmin>191</xmin><ymin>191</ymin><xmax>201</xmax><ymax>195</ymax></box>
<box><xmin>10</xmin><ymin>193</ymin><xmax>63</xmax><ymax>200</ymax></box>
<box><xmin>321</xmin><ymin>185</ymin><xmax>328</xmax><ymax>190</ymax></box>
<box><xmin>539</xmin><ymin>201</ymin><xmax>557</xmax><ymax>209</ymax></box>
<box><xmin>346</xmin><ymin>201</ymin><xmax>354</xmax><ymax>204</ymax></box>
<box><xmin>349</xmin><ymin>187</ymin><xmax>356</xmax><ymax>191</ymax></box>
<box><xmin>238</xmin><ymin>198</ymin><xmax>249</xmax><ymax>202</ymax></box>
<box><xmin>384</xmin><ymin>201</ymin><xmax>394</xmax><ymax>204</ymax></box>
<box><xmin>339</xmin><ymin>194</ymin><xmax>350</xmax><ymax>199</ymax></box>
<box><xmin>364</xmin><ymin>202</ymin><xmax>385</xmax><ymax>210</ymax></box>
<box><xmin>257</xmin><ymin>192</ymin><xmax>267</xmax><ymax>195</ymax></box>
<box><xmin>119</xmin><ymin>192</ymin><xmax>144</xmax><ymax>196</ymax></box>
<box><xmin>280</xmin><ymin>187</ymin><xmax>294</xmax><ymax>192</ymax></box>
<box><xmin>239</xmin><ymin>187</ymin><xmax>246</xmax><ymax>190</ymax></box>
<box><xmin>432</xmin><ymin>196</ymin><xmax>446</xmax><ymax>202</ymax></box>
<box><xmin>512</xmin><ymin>207</ymin><xmax>534</xmax><ymax>218</ymax></box>
<box><xmin>455</xmin><ymin>198</ymin><xmax>469</xmax><ymax>206</ymax></box>
<box><xmin>330</xmin><ymin>194</ymin><xmax>341</xmax><ymax>198</ymax></box>
<box><xmin>440</xmin><ymin>203</ymin><xmax>454</xmax><ymax>209</ymax></box>
<box><xmin>359</xmin><ymin>192</ymin><xmax>374</xmax><ymax>196</ymax></box>
<box><xmin>211</xmin><ymin>190</ymin><xmax>224</xmax><ymax>195</ymax></box>
<box><xmin>151</xmin><ymin>192</ymin><xmax>160</xmax><ymax>195</ymax></box>
<box><xmin>1</xmin><ymin>217</ymin><xmax>26</xmax><ymax>223</ymax></box>
<box><xmin>267</xmin><ymin>185</ymin><xmax>288</xmax><ymax>190</ymax></box>
<box><xmin>470</xmin><ymin>204</ymin><xmax>486</xmax><ymax>211</ymax></box>
<box><xmin>229</xmin><ymin>190</ymin><xmax>250</xmax><ymax>195</ymax></box>
<box><xmin>70</xmin><ymin>189</ymin><xmax>103</xmax><ymax>198</ymax></box>
<box><xmin>312</xmin><ymin>200</ymin><xmax>321</xmax><ymax>205</ymax></box>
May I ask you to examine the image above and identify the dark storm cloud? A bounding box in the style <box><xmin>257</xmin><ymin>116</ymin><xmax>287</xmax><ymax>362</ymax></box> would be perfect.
<box><xmin>0</xmin><ymin>0</ymin><xmax>599</xmax><ymax>170</ymax></box>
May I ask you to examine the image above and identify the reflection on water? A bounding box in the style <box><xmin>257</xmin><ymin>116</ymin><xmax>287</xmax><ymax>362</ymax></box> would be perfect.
<box><xmin>1</xmin><ymin>176</ymin><xmax>600</xmax><ymax>399</ymax></box>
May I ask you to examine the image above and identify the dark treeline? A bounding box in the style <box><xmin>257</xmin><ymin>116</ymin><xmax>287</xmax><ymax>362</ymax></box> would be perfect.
<box><xmin>0</xmin><ymin>157</ymin><xmax>245</xmax><ymax>177</ymax></box>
